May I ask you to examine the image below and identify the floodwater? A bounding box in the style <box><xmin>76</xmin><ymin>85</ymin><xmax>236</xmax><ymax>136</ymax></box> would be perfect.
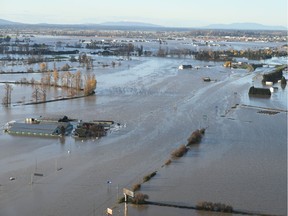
<box><xmin>0</xmin><ymin>55</ymin><xmax>287</xmax><ymax>216</ymax></box>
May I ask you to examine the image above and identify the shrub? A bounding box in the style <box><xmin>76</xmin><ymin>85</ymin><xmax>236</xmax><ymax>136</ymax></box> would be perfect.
<box><xmin>196</xmin><ymin>201</ymin><xmax>233</xmax><ymax>213</ymax></box>
<box><xmin>187</xmin><ymin>128</ymin><xmax>205</xmax><ymax>145</ymax></box>
<box><xmin>118</xmin><ymin>196</ymin><xmax>125</xmax><ymax>203</ymax></box>
<box><xmin>164</xmin><ymin>159</ymin><xmax>172</xmax><ymax>166</ymax></box>
<box><xmin>132</xmin><ymin>183</ymin><xmax>141</xmax><ymax>192</ymax></box>
<box><xmin>27</xmin><ymin>68</ymin><xmax>34</xmax><ymax>73</ymax></box>
<box><xmin>171</xmin><ymin>145</ymin><xmax>188</xmax><ymax>158</ymax></box>
<box><xmin>199</xmin><ymin>128</ymin><xmax>206</xmax><ymax>134</ymax></box>
<box><xmin>61</xmin><ymin>63</ymin><xmax>70</xmax><ymax>71</ymax></box>
<box><xmin>143</xmin><ymin>171</ymin><xmax>157</xmax><ymax>183</ymax></box>
<box><xmin>281</xmin><ymin>76</ymin><xmax>287</xmax><ymax>85</ymax></box>
<box><xmin>39</xmin><ymin>62</ymin><xmax>47</xmax><ymax>72</ymax></box>
<box><xmin>132</xmin><ymin>193</ymin><xmax>149</xmax><ymax>204</ymax></box>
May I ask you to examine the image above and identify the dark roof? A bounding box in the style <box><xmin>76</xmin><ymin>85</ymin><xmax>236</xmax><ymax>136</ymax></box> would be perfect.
<box><xmin>8</xmin><ymin>122</ymin><xmax>70</xmax><ymax>136</ymax></box>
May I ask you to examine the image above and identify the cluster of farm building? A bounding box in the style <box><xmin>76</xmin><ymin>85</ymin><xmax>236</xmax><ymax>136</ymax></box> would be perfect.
<box><xmin>4</xmin><ymin>115</ymin><xmax>116</xmax><ymax>139</ymax></box>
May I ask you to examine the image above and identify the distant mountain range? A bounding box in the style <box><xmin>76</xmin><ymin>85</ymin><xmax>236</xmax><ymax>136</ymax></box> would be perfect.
<box><xmin>204</xmin><ymin>22</ymin><xmax>287</xmax><ymax>31</ymax></box>
<box><xmin>0</xmin><ymin>18</ymin><xmax>286</xmax><ymax>31</ymax></box>
<box><xmin>0</xmin><ymin>19</ymin><xmax>22</xmax><ymax>25</ymax></box>
<box><xmin>99</xmin><ymin>21</ymin><xmax>162</xmax><ymax>28</ymax></box>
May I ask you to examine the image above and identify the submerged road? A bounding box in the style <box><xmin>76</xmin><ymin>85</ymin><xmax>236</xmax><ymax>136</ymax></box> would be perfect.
<box><xmin>0</xmin><ymin>58</ymin><xmax>286</xmax><ymax>216</ymax></box>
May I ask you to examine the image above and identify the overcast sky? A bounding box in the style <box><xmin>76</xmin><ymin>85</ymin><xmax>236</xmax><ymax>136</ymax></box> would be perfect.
<box><xmin>1</xmin><ymin>0</ymin><xmax>287</xmax><ymax>27</ymax></box>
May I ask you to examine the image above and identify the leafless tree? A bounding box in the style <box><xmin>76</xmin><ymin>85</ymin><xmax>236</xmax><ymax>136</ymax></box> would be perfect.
<box><xmin>41</xmin><ymin>72</ymin><xmax>51</xmax><ymax>86</ymax></box>
<box><xmin>53</xmin><ymin>68</ymin><xmax>59</xmax><ymax>87</ymax></box>
<box><xmin>84</xmin><ymin>74</ymin><xmax>97</xmax><ymax>95</ymax></box>
<box><xmin>39</xmin><ymin>62</ymin><xmax>47</xmax><ymax>72</ymax></box>
<box><xmin>74</xmin><ymin>70</ymin><xmax>82</xmax><ymax>92</ymax></box>
<box><xmin>2</xmin><ymin>83</ymin><xmax>13</xmax><ymax>106</ymax></box>
<box><xmin>32</xmin><ymin>86</ymin><xmax>41</xmax><ymax>103</ymax></box>
<box><xmin>61</xmin><ymin>71</ymin><xmax>72</xmax><ymax>88</ymax></box>
<box><xmin>41</xmin><ymin>87</ymin><xmax>47</xmax><ymax>102</ymax></box>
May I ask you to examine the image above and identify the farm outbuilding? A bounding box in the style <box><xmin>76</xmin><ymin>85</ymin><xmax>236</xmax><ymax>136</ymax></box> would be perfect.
<box><xmin>178</xmin><ymin>64</ymin><xmax>192</xmax><ymax>70</ymax></box>
<box><xmin>7</xmin><ymin>121</ymin><xmax>73</xmax><ymax>137</ymax></box>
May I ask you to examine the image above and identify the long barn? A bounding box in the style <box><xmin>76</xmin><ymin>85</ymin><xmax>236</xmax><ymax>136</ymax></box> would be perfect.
<box><xmin>6</xmin><ymin>121</ymin><xmax>73</xmax><ymax>137</ymax></box>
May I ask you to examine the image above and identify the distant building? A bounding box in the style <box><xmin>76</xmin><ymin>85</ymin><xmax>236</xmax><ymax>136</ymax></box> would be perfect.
<box><xmin>179</xmin><ymin>64</ymin><xmax>192</xmax><ymax>70</ymax></box>
<box><xmin>6</xmin><ymin>121</ymin><xmax>73</xmax><ymax>137</ymax></box>
<box><xmin>4</xmin><ymin>116</ymin><xmax>74</xmax><ymax>137</ymax></box>
<box><xmin>203</xmin><ymin>77</ymin><xmax>211</xmax><ymax>82</ymax></box>
<box><xmin>248</xmin><ymin>86</ymin><xmax>271</xmax><ymax>97</ymax></box>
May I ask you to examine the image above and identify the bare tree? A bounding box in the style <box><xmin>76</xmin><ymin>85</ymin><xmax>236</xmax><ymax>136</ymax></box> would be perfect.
<box><xmin>46</xmin><ymin>71</ymin><xmax>51</xmax><ymax>86</ymax></box>
<box><xmin>32</xmin><ymin>86</ymin><xmax>41</xmax><ymax>103</ymax></box>
<box><xmin>74</xmin><ymin>70</ymin><xmax>82</xmax><ymax>92</ymax></box>
<box><xmin>2</xmin><ymin>83</ymin><xmax>13</xmax><ymax>106</ymax></box>
<box><xmin>30</xmin><ymin>77</ymin><xmax>36</xmax><ymax>85</ymax></box>
<box><xmin>156</xmin><ymin>47</ymin><xmax>166</xmax><ymax>57</ymax></box>
<box><xmin>39</xmin><ymin>62</ymin><xmax>47</xmax><ymax>72</ymax></box>
<box><xmin>41</xmin><ymin>87</ymin><xmax>47</xmax><ymax>102</ymax></box>
<box><xmin>79</xmin><ymin>52</ymin><xmax>88</xmax><ymax>65</ymax></box>
<box><xmin>61</xmin><ymin>71</ymin><xmax>72</xmax><ymax>88</ymax></box>
<box><xmin>61</xmin><ymin>63</ymin><xmax>70</xmax><ymax>71</ymax></box>
<box><xmin>127</xmin><ymin>43</ymin><xmax>134</xmax><ymax>57</ymax></box>
<box><xmin>84</xmin><ymin>74</ymin><xmax>97</xmax><ymax>95</ymax></box>
<box><xmin>53</xmin><ymin>68</ymin><xmax>59</xmax><ymax>87</ymax></box>
<box><xmin>86</xmin><ymin>57</ymin><xmax>93</xmax><ymax>70</ymax></box>
<box><xmin>41</xmin><ymin>72</ymin><xmax>51</xmax><ymax>86</ymax></box>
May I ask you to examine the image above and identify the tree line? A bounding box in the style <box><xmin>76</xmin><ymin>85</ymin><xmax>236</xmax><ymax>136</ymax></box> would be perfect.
<box><xmin>1</xmin><ymin>69</ymin><xmax>96</xmax><ymax>106</ymax></box>
<box><xmin>154</xmin><ymin>46</ymin><xmax>287</xmax><ymax>61</ymax></box>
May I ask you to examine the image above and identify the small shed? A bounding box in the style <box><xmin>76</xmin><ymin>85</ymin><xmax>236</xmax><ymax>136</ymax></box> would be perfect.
<box><xmin>179</xmin><ymin>64</ymin><xmax>192</xmax><ymax>70</ymax></box>
<box><xmin>248</xmin><ymin>86</ymin><xmax>271</xmax><ymax>97</ymax></box>
<box><xmin>203</xmin><ymin>77</ymin><xmax>211</xmax><ymax>82</ymax></box>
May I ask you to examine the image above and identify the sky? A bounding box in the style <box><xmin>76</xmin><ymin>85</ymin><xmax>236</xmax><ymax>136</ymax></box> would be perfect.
<box><xmin>1</xmin><ymin>0</ymin><xmax>287</xmax><ymax>27</ymax></box>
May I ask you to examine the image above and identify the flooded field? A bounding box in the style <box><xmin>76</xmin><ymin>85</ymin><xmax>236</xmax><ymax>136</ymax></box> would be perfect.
<box><xmin>0</xmin><ymin>41</ymin><xmax>287</xmax><ymax>216</ymax></box>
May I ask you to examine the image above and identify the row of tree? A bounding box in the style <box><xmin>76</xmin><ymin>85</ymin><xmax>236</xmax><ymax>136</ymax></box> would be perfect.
<box><xmin>154</xmin><ymin>46</ymin><xmax>287</xmax><ymax>60</ymax></box>
<box><xmin>38</xmin><ymin>69</ymin><xmax>97</xmax><ymax>95</ymax></box>
<box><xmin>2</xmin><ymin>83</ymin><xmax>13</xmax><ymax>105</ymax></box>
<box><xmin>1</xmin><ymin>70</ymin><xmax>97</xmax><ymax>106</ymax></box>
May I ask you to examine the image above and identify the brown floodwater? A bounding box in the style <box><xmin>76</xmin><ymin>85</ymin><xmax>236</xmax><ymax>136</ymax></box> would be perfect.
<box><xmin>0</xmin><ymin>57</ymin><xmax>287</xmax><ymax>216</ymax></box>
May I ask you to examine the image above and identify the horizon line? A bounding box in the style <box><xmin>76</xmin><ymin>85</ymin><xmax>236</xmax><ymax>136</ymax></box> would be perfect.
<box><xmin>0</xmin><ymin>18</ymin><xmax>287</xmax><ymax>30</ymax></box>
